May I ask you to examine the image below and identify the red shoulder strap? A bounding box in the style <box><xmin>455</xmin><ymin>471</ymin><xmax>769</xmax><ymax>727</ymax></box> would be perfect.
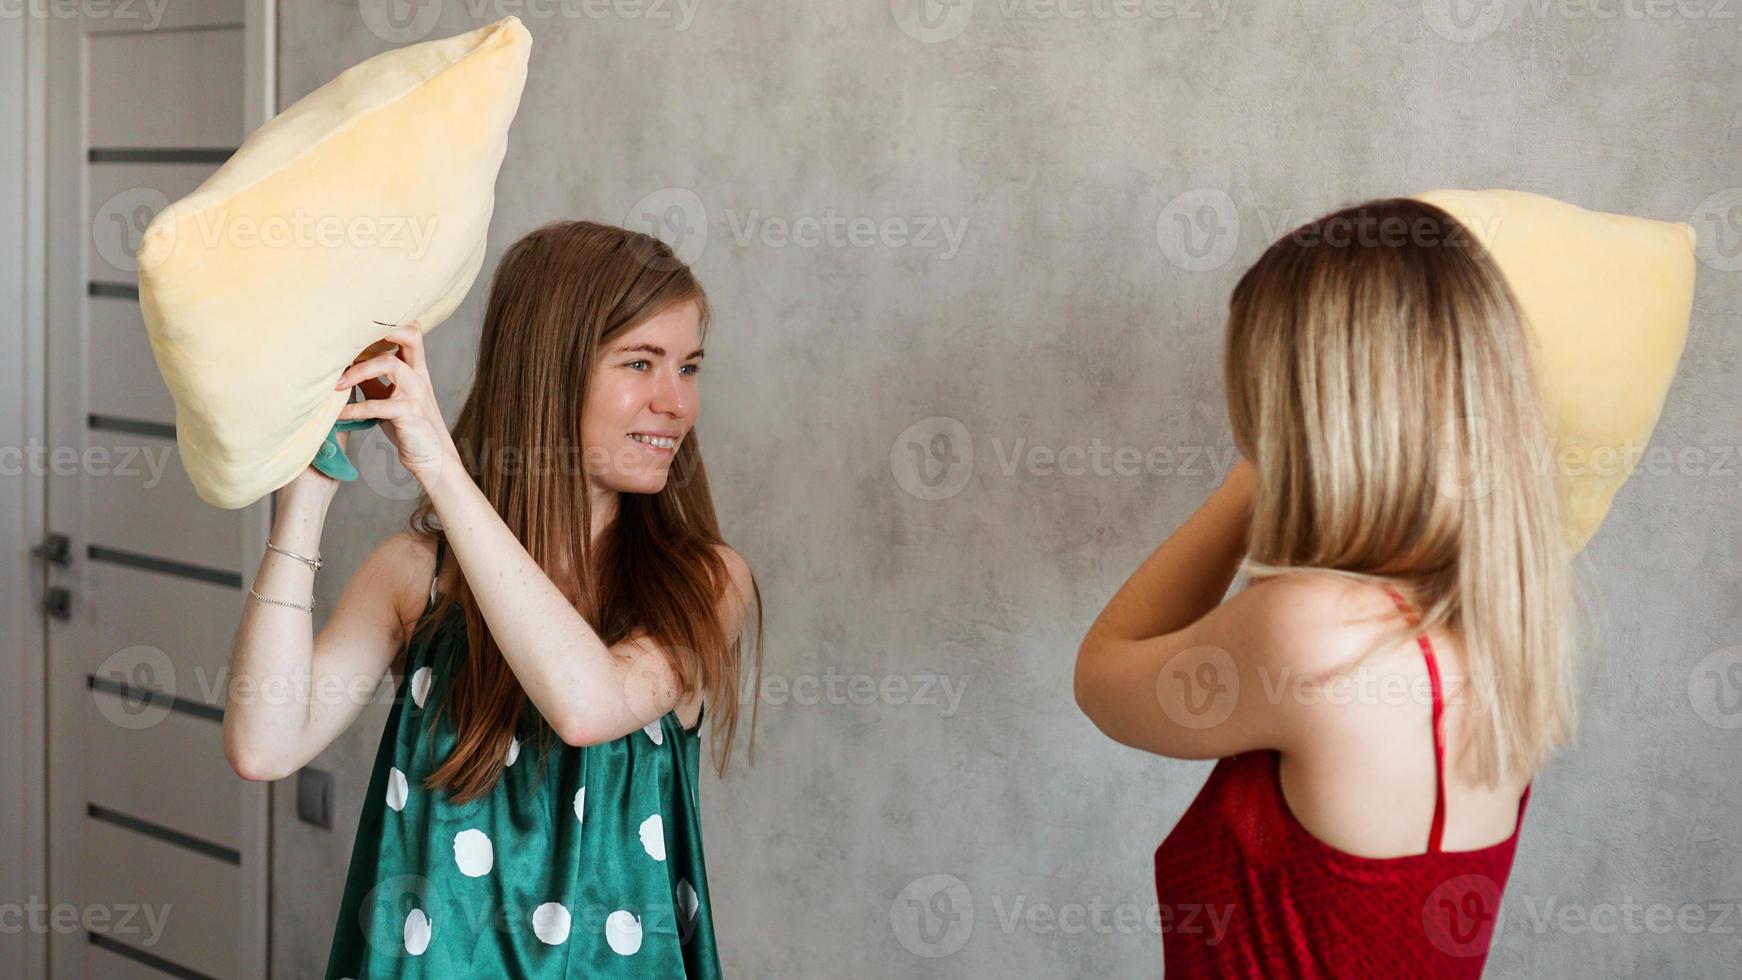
<box><xmin>1382</xmin><ymin>583</ymin><xmax>1447</xmax><ymax>854</ymax></box>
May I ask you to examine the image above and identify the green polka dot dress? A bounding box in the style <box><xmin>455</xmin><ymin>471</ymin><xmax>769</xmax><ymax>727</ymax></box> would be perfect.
<box><xmin>323</xmin><ymin>535</ymin><xmax>722</xmax><ymax>978</ymax></box>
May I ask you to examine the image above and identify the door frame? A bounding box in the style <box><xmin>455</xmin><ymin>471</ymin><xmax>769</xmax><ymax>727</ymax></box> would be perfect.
<box><xmin>8</xmin><ymin>2</ymin><xmax>278</xmax><ymax>976</ymax></box>
<box><xmin>1</xmin><ymin>11</ymin><xmax>51</xmax><ymax>979</ymax></box>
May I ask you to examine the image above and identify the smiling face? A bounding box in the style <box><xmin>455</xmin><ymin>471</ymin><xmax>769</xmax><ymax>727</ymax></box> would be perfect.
<box><xmin>581</xmin><ymin>299</ymin><xmax>704</xmax><ymax>496</ymax></box>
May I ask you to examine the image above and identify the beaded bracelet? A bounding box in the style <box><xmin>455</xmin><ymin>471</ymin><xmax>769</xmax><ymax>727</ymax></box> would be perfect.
<box><xmin>249</xmin><ymin>587</ymin><xmax>315</xmax><ymax>612</ymax></box>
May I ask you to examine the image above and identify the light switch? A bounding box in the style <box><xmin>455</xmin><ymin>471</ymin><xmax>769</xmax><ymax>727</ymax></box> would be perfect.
<box><xmin>297</xmin><ymin>767</ymin><xmax>334</xmax><ymax>830</ymax></box>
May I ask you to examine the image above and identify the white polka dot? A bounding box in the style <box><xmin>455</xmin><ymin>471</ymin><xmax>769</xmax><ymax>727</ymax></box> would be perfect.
<box><xmin>532</xmin><ymin>901</ymin><xmax>571</xmax><ymax>945</ymax></box>
<box><xmin>453</xmin><ymin>828</ymin><xmax>493</xmax><ymax>877</ymax></box>
<box><xmin>643</xmin><ymin>719</ymin><xmax>663</xmax><ymax>745</ymax></box>
<box><xmin>385</xmin><ymin>767</ymin><xmax>408</xmax><ymax>812</ymax></box>
<box><xmin>404</xmin><ymin>908</ymin><xmax>431</xmax><ymax>955</ymax></box>
<box><xmin>676</xmin><ymin>879</ymin><xmax>697</xmax><ymax>921</ymax></box>
<box><xmin>573</xmin><ymin>786</ymin><xmax>586</xmax><ymax>824</ymax></box>
<box><xmin>605</xmin><ymin>909</ymin><xmax>642</xmax><ymax>955</ymax></box>
<box><xmin>410</xmin><ymin>667</ymin><xmax>432</xmax><ymax>709</ymax></box>
<box><xmin>505</xmin><ymin>735</ymin><xmax>520</xmax><ymax>767</ymax></box>
<box><xmin>638</xmin><ymin>813</ymin><xmax>666</xmax><ymax>861</ymax></box>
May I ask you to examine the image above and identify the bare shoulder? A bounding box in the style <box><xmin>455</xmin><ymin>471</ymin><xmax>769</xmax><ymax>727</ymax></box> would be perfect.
<box><xmin>362</xmin><ymin>531</ymin><xmax>441</xmax><ymax>646</ymax></box>
<box><xmin>1215</xmin><ymin>573</ymin><xmax>1429</xmax><ymax>748</ymax></box>
<box><xmin>1210</xmin><ymin>573</ymin><xmax>1401</xmax><ymax>675</ymax></box>
<box><xmin>710</xmin><ymin>543</ymin><xmax>755</xmax><ymax>611</ymax></box>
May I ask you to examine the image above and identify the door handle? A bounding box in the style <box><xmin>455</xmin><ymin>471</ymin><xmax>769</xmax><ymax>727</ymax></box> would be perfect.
<box><xmin>32</xmin><ymin>532</ymin><xmax>72</xmax><ymax>566</ymax></box>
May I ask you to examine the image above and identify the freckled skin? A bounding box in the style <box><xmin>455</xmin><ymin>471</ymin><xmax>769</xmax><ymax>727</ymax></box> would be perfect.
<box><xmin>580</xmin><ymin>301</ymin><xmax>704</xmax><ymax>497</ymax></box>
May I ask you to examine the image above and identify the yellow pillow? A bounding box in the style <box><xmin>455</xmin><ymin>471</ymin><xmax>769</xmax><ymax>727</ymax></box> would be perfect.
<box><xmin>1412</xmin><ymin>189</ymin><xmax>1697</xmax><ymax>553</ymax></box>
<box><xmin>137</xmin><ymin>17</ymin><xmax>531</xmax><ymax>509</ymax></box>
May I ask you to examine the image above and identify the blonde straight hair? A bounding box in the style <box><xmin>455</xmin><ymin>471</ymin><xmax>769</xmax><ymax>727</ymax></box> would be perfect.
<box><xmin>1224</xmin><ymin>197</ymin><xmax>1585</xmax><ymax>788</ymax></box>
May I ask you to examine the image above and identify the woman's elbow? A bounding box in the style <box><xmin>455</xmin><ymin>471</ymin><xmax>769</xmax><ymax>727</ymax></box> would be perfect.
<box><xmin>556</xmin><ymin>699</ymin><xmax>669</xmax><ymax>748</ymax></box>
<box><xmin>555</xmin><ymin>713</ymin><xmax>616</xmax><ymax>749</ymax></box>
<box><xmin>223</xmin><ymin>722</ymin><xmax>289</xmax><ymax>782</ymax></box>
<box><xmin>555</xmin><ymin>725</ymin><xmax>598</xmax><ymax>749</ymax></box>
<box><xmin>225</xmin><ymin>740</ymin><xmax>286</xmax><ymax>783</ymax></box>
<box><xmin>1072</xmin><ymin>642</ymin><xmax>1102</xmax><ymax>719</ymax></box>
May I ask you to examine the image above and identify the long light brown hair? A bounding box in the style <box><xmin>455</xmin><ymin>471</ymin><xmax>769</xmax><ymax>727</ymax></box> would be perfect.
<box><xmin>1224</xmin><ymin>197</ymin><xmax>1585</xmax><ymax>787</ymax></box>
<box><xmin>404</xmin><ymin>220</ymin><xmax>762</xmax><ymax>804</ymax></box>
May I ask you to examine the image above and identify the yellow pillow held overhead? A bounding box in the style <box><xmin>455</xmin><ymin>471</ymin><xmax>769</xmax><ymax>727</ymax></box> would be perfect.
<box><xmin>1412</xmin><ymin>189</ymin><xmax>1697</xmax><ymax>554</ymax></box>
<box><xmin>137</xmin><ymin>17</ymin><xmax>532</xmax><ymax>509</ymax></box>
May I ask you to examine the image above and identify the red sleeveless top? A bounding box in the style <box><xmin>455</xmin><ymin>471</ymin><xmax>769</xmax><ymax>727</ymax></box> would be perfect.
<box><xmin>1152</xmin><ymin>586</ymin><xmax>1530</xmax><ymax>978</ymax></box>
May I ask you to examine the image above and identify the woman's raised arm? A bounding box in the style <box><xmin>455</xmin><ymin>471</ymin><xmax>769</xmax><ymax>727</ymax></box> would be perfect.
<box><xmin>224</xmin><ymin>474</ymin><xmax>415</xmax><ymax>782</ymax></box>
<box><xmin>332</xmin><ymin>321</ymin><xmax>755</xmax><ymax>748</ymax></box>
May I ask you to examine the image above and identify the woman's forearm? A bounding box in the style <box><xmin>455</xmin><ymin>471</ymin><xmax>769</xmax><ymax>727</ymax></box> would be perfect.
<box><xmin>1081</xmin><ymin>459</ymin><xmax>1256</xmax><ymax>650</ymax></box>
<box><xmin>224</xmin><ymin>488</ymin><xmax>331</xmax><ymax>772</ymax></box>
<box><xmin>423</xmin><ymin>450</ymin><xmax>656</xmax><ymax>743</ymax></box>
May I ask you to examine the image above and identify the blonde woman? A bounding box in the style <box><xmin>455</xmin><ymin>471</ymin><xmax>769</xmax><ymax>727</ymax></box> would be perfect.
<box><xmin>1075</xmin><ymin>197</ymin><xmax>1579</xmax><ymax>978</ymax></box>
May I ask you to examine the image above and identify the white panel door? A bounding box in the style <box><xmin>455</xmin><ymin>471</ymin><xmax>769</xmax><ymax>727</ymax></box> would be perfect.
<box><xmin>42</xmin><ymin>3</ymin><xmax>274</xmax><ymax>978</ymax></box>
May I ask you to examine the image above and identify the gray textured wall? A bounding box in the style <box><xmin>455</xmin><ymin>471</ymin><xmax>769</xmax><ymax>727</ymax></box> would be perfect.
<box><xmin>274</xmin><ymin>3</ymin><xmax>1742</xmax><ymax>977</ymax></box>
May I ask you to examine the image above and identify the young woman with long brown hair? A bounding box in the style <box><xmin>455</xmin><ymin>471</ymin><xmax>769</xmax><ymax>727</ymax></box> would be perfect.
<box><xmin>1075</xmin><ymin>198</ymin><xmax>1583</xmax><ymax>977</ymax></box>
<box><xmin>223</xmin><ymin>221</ymin><xmax>760</xmax><ymax>978</ymax></box>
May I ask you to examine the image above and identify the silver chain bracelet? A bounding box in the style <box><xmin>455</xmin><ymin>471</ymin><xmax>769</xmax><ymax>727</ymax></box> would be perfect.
<box><xmin>266</xmin><ymin>539</ymin><xmax>322</xmax><ymax>571</ymax></box>
<box><xmin>249</xmin><ymin>587</ymin><xmax>315</xmax><ymax>612</ymax></box>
